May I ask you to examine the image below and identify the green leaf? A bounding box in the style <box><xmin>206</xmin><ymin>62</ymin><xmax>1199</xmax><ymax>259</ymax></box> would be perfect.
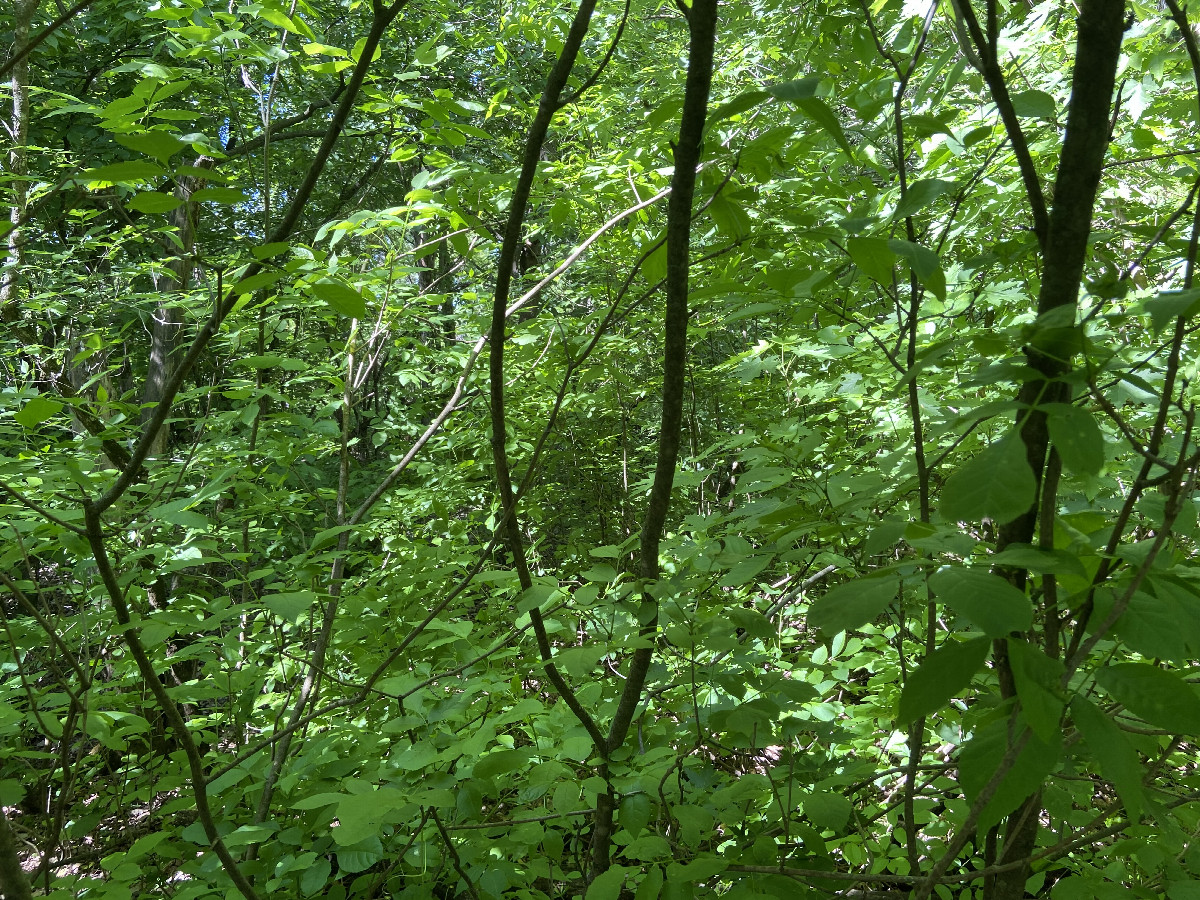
<box><xmin>958</xmin><ymin>716</ymin><xmax>1061</xmax><ymax>829</ymax></box>
<box><xmin>796</xmin><ymin>97</ymin><xmax>856</xmax><ymax>159</ymax></box>
<box><xmin>586</xmin><ymin>865</ymin><xmax>628</xmax><ymax>900</ymax></box>
<box><xmin>707</xmin><ymin>90</ymin><xmax>768</xmax><ymax>127</ymax></box>
<box><xmin>929</xmin><ymin>567</ymin><xmax>1033</xmax><ymax>637</ymax></box>
<box><xmin>807</xmin><ymin>575</ymin><xmax>898</xmax><ymax>635</ymax></box>
<box><xmin>897</xmin><ymin>636</ymin><xmax>990</xmax><ymax>724</ymax></box>
<box><xmin>765</xmin><ymin>77</ymin><xmax>820</xmax><ymax>101</ymax></box>
<box><xmin>192</xmin><ymin>187</ymin><xmax>247</xmax><ymax>204</ymax></box>
<box><xmin>312</xmin><ymin>279</ymin><xmax>368</xmax><ymax>318</ymax></box>
<box><xmin>635</xmin><ymin>866</ymin><xmax>664</xmax><ymax>900</ymax></box>
<box><xmin>894</xmin><ymin>178</ymin><xmax>956</xmax><ymax>219</ymax></box>
<box><xmin>336</xmin><ymin>836</ymin><xmax>383</xmax><ymax>873</ymax></box>
<box><xmin>668</xmin><ymin>856</ymin><xmax>728</xmax><ymax>880</ymax></box>
<box><xmin>803</xmin><ymin>790</ymin><xmax>852</xmax><ymax>831</ymax></box>
<box><xmin>15</xmin><ymin>395</ymin><xmax>64</xmax><ymax>428</ymax></box>
<box><xmin>940</xmin><ymin>435</ymin><xmax>1036</xmax><ymax>524</ymax></box>
<box><xmin>125</xmin><ymin>192</ymin><xmax>184</xmax><ymax>213</ymax></box>
<box><xmin>1070</xmin><ymin>696</ymin><xmax>1145</xmax><ymax>821</ymax></box>
<box><xmin>300</xmin><ymin>857</ymin><xmax>331</xmax><ymax>896</ymax></box>
<box><xmin>1046</xmin><ymin>405</ymin><xmax>1104</xmax><ymax>476</ymax></box>
<box><xmin>1007</xmin><ymin>638</ymin><xmax>1064</xmax><ymax>741</ymax></box>
<box><xmin>1010</xmin><ymin>89</ymin><xmax>1057</xmax><ymax>119</ymax></box>
<box><xmin>80</xmin><ymin>161</ymin><xmax>166</xmax><ymax>183</ymax></box>
<box><xmin>113</xmin><ymin>131</ymin><xmax>185</xmax><ymax>163</ymax></box>
<box><xmin>888</xmin><ymin>238</ymin><xmax>946</xmax><ymax>301</ymax></box>
<box><xmin>472</xmin><ymin>748</ymin><xmax>530</xmax><ymax>779</ymax></box>
<box><xmin>1095</xmin><ymin>664</ymin><xmax>1200</xmax><ymax>734</ymax></box>
<box><xmin>619</xmin><ymin>793</ymin><xmax>652</xmax><ymax>838</ymax></box>
<box><xmin>1145</xmin><ymin>288</ymin><xmax>1200</xmax><ymax>332</ymax></box>
<box><xmin>264</xmin><ymin>591</ymin><xmax>317</xmax><ymax>622</ymax></box>
<box><xmin>846</xmin><ymin>236</ymin><xmax>895</xmax><ymax>285</ymax></box>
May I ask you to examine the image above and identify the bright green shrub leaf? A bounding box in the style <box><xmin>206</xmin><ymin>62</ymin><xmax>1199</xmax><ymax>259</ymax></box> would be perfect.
<box><xmin>1046</xmin><ymin>405</ymin><xmax>1104</xmax><ymax>476</ymax></box>
<box><xmin>668</xmin><ymin>856</ymin><xmax>728</xmax><ymax>880</ymax></box>
<box><xmin>635</xmin><ymin>865</ymin><xmax>664</xmax><ymax>900</ymax></box>
<box><xmin>15</xmin><ymin>396</ymin><xmax>63</xmax><ymax>428</ymax></box>
<box><xmin>958</xmin><ymin>716</ymin><xmax>1061</xmax><ymax>829</ymax></box>
<box><xmin>81</xmin><ymin>161</ymin><xmax>165</xmax><ymax>183</ymax></box>
<box><xmin>846</xmin><ymin>236</ymin><xmax>895</xmax><ymax>285</ymax></box>
<box><xmin>300</xmin><ymin>857</ymin><xmax>331</xmax><ymax>896</ymax></box>
<box><xmin>1070</xmin><ymin>696</ymin><xmax>1145</xmax><ymax>821</ymax></box>
<box><xmin>804</xmin><ymin>790</ymin><xmax>852</xmax><ymax>831</ymax></box>
<box><xmin>765</xmin><ymin>76</ymin><xmax>820</xmax><ymax>101</ymax></box>
<box><xmin>624</xmin><ymin>835</ymin><xmax>671</xmax><ymax>860</ymax></box>
<box><xmin>894</xmin><ymin>178</ymin><xmax>956</xmax><ymax>219</ymax></box>
<box><xmin>586</xmin><ymin>865</ymin><xmax>628</xmax><ymax>900</ymax></box>
<box><xmin>263</xmin><ymin>590</ymin><xmax>316</xmax><ymax>622</ymax></box>
<box><xmin>1095</xmin><ymin>663</ymin><xmax>1200</xmax><ymax>734</ymax></box>
<box><xmin>889</xmin><ymin>238</ymin><xmax>946</xmax><ymax>301</ymax></box>
<box><xmin>114</xmin><ymin>131</ymin><xmax>184</xmax><ymax>163</ymax></box>
<box><xmin>192</xmin><ymin>186</ymin><xmax>247</xmax><ymax>204</ymax></box>
<box><xmin>1145</xmin><ymin>288</ymin><xmax>1200</xmax><ymax>332</ymax></box>
<box><xmin>807</xmin><ymin>575</ymin><xmax>898</xmax><ymax>635</ymax></box>
<box><xmin>619</xmin><ymin>792</ymin><xmax>652</xmax><ymax>838</ymax></box>
<box><xmin>1010</xmin><ymin>89</ymin><xmax>1056</xmax><ymax>118</ymax></box>
<box><xmin>708</xmin><ymin>90</ymin><xmax>768</xmax><ymax>127</ymax></box>
<box><xmin>929</xmin><ymin>567</ymin><xmax>1033</xmax><ymax>637</ymax></box>
<box><xmin>940</xmin><ymin>435</ymin><xmax>1036</xmax><ymax>524</ymax></box>
<box><xmin>1007</xmin><ymin>638</ymin><xmax>1065</xmax><ymax>741</ymax></box>
<box><xmin>336</xmin><ymin>836</ymin><xmax>383</xmax><ymax>872</ymax></box>
<box><xmin>1167</xmin><ymin>881</ymin><xmax>1200</xmax><ymax>900</ymax></box>
<box><xmin>312</xmin><ymin>279</ymin><xmax>368</xmax><ymax>318</ymax></box>
<box><xmin>989</xmin><ymin>545</ymin><xmax>1087</xmax><ymax>578</ymax></box>
<box><xmin>796</xmin><ymin>97</ymin><xmax>855</xmax><ymax>158</ymax></box>
<box><xmin>473</xmin><ymin>748</ymin><xmax>530</xmax><ymax>779</ymax></box>
<box><xmin>125</xmin><ymin>192</ymin><xmax>184</xmax><ymax>213</ymax></box>
<box><xmin>897</xmin><ymin>636</ymin><xmax>990</xmax><ymax>724</ymax></box>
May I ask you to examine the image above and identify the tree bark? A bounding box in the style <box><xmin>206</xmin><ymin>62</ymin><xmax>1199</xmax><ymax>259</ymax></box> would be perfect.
<box><xmin>1</xmin><ymin>0</ymin><xmax>38</xmax><ymax>324</ymax></box>
<box><xmin>987</xmin><ymin>2</ymin><xmax>1126</xmax><ymax>898</ymax></box>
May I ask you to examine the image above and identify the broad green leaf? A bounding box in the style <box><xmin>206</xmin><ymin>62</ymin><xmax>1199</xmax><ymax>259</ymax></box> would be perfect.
<box><xmin>113</xmin><ymin>131</ymin><xmax>184</xmax><ymax>163</ymax></box>
<box><xmin>796</xmin><ymin>97</ymin><xmax>856</xmax><ymax>158</ymax></box>
<box><xmin>264</xmin><ymin>591</ymin><xmax>316</xmax><ymax>622</ymax></box>
<box><xmin>312</xmin><ymin>279</ymin><xmax>368</xmax><ymax>318</ymax></box>
<box><xmin>1145</xmin><ymin>288</ymin><xmax>1200</xmax><ymax>332</ymax></box>
<box><xmin>192</xmin><ymin>186</ymin><xmax>247</xmax><ymax>204</ymax></box>
<box><xmin>336</xmin><ymin>836</ymin><xmax>383</xmax><ymax>872</ymax></box>
<box><xmin>1007</xmin><ymin>638</ymin><xmax>1064</xmax><ymax>741</ymax></box>
<box><xmin>1010</xmin><ymin>89</ymin><xmax>1057</xmax><ymax>118</ymax></box>
<box><xmin>125</xmin><ymin>192</ymin><xmax>184</xmax><ymax>213</ymax></box>
<box><xmin>897</xmin><ymin>636</ymin><xmax>990</xmax><ymax>724</ymax></box>
<box><xmin>889</xmin><ymin>238</ymin><xmax>946</xmax><ymax>300</ymax></box>
<box><xmin>929</xmin><ymin>567</ymin><xmax>1033</xmax><ymax>637</ymax></box>
<box><xmin>940</xmin><ymin>436</ymin><xmax>1036</xmax><ymax>524</ymax></box>
<box><xmin>232</xmin><ymin>270</ymin><xmax>285</xmax><ymax>295</ymax></box>
<box><xmin>989</xmin><ymin>545</ymin><xmax>1087</xmax><ymax>578</ymax></box>
<box><xmin>668</xmin><ymin>856</ymin><xmax>728</xmax><ymax>880</ymax></box>
<box><xmin>1070</xmin><ymin>696</ymin><xmax>1145</xmax><ymax>821</ymax></box>
<box><xmin>846</xmin><ymin>236</ymin><xmax>895</xmax><ymax>285</ymax></box>
<box><xmin>807</xmin><ymin>575</ymin><xmax>898</xmax><ymax>635</ymax></box>
<box><xmin>635</xmin><ymin>866</ymin><xmax>664</xmax><ymax>900</ymax></box>
<box><xmin>894</xmin><ymin>178</ymin><xmax>956</xmax><ymax>219</ymax></box>
<box><xmin>765</xmin><ymin>77</ymin><xmax>820</xmax><ymax>101</ymax></box>
<box><xmin>625</xmin><ymin>835</ymin><xmax>671</xmax><ymax>860</ymax></box>
<box><xmin>586</xmin><ymin>866</ymin><xmax>628</xmax><ymax>900</ymax></box>
<box><xmin>473</xmin><ymin>748</ymin><xmax>530</xmax><ymax>779</ymax></box>
<box><xmin>15</xmin><ymin>396</ymin><xmax>63</xmax><ymax>428</ymax></box>
<box><xmin>707</xmin><ymin>90</ymin><xmax>768</xmax><ymax>127</ymax></box>
<box><xmin>80</xmin><ymin>161</ymin><xmax>165</xmax><ymax>183</ymax></box>
<box><xmin>300</xmin><ymin>857</ymin><xmax>331</xmax><ymax>896</ymax></box>
<box><xmin>1046</xmin><ymin>404</ymin><xmax>1104</xmax><ymax>476</ymax></box>
<box><xmin>803</xmin><ymin>790</ymin><xmax>852</xmax><ymax>831</ymax></box>
<box><xmin>958</xmin><ymin>716</ymin><xmax>1061</xmax><ymax>829</ymax></box>
<box><xmin>1095</xmin><ymin>664</ymin><xmax>1200</xmax><ymax>734</ymax></box>
<box><xmin>619</xmin><ymin>792</ymin><xmax>652</xmax><ymax>838</ymax></box>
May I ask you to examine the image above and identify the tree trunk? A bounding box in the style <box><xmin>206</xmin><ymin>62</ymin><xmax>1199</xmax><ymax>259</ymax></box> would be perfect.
<box><xmin>1</xmin><ymin>0</ymin><xmax>38</xmax><ymax>324</ymax></box>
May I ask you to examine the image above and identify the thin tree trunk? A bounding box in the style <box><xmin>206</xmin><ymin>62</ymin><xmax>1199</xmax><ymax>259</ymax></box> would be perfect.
<box><xmin>1</xmin><ymin>0</ymin><xmax>38</xmax><ymax>324</ymax></box>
